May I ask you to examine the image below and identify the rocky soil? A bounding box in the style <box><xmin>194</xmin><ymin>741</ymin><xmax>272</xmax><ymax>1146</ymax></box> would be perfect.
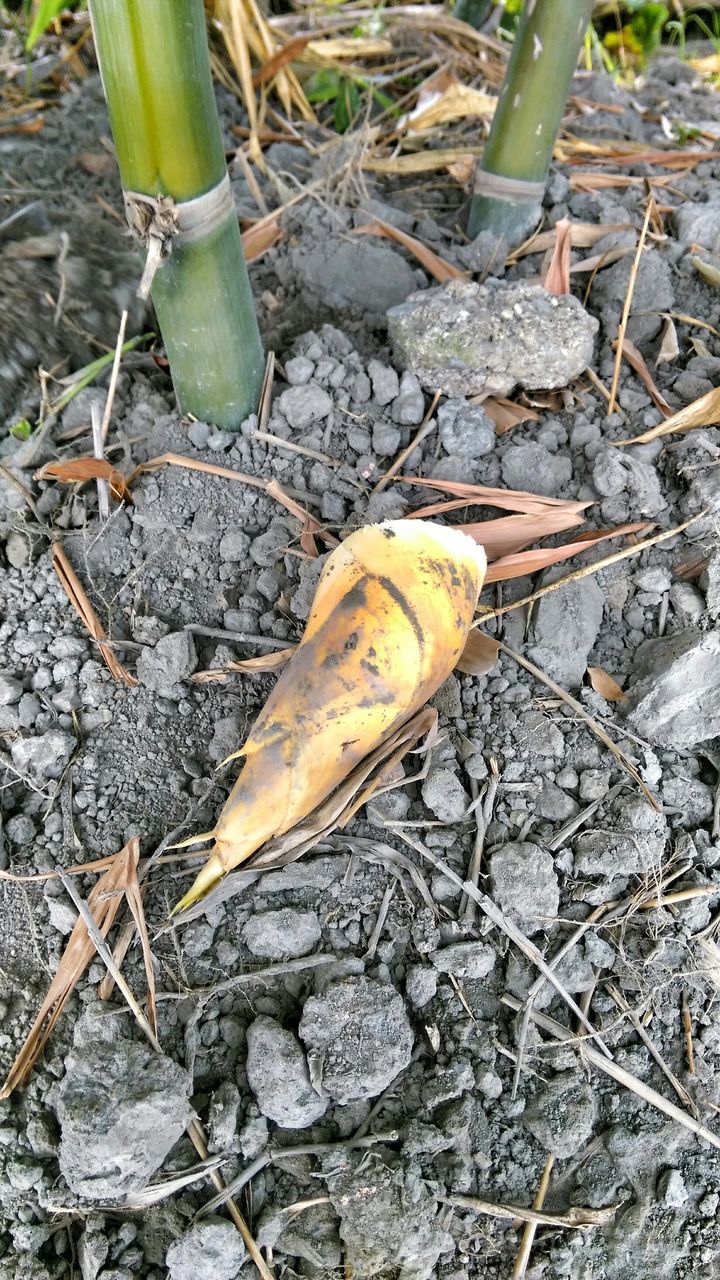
<box><xmin>2</xmin><ymin>35</ymin><xmax>720</xmax><ymax>1280</ymax></box>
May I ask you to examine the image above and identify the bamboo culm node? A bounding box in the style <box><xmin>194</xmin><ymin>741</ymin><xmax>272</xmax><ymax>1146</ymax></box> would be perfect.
<box><xmin>467</xmin><ymin>0</ymin><xmax>595</xmax><ymax>245</ymax></box>
<box><xmin>89</xmin><ymin>0</ymin><xmax>264</xmax><ymax>430</ymax></box>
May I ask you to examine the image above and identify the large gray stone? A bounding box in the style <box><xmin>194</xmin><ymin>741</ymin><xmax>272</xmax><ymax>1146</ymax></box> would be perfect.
<box><xmin>528</xmin><ymin>576</ymin><xmax>605</xmax><ymax>689</ymax></box>
<box><xmin>56</xmin><ymin>1042</ymin><xmax>190</xmax><ymax>1200</ymax></box>
<box><xmin>245</xmin><ymin>1016</ymin><xmax>328</xmax><ymax>1129</ymax></box>
<box><xmin>136</xmin><ymin>631</ymin><xmax>197</xmax><ymax>694</ymax></box>
<box><xmin>299</xmin><ymin>977</ymin><xmax>413</xmax><ymax>1103</ymax></box>
<box><xmin>387</xmin><ymin>278</ymin><xmax>598</xmax><ymax>398</ymax></box>
<box><xmin>490</xmin><ymin>843</ymin><xmax>560</xmax><ymax>936</ymax></box>
<box><xmin>625</xmin><ymin>629</ymin><xmax>720</xmax><ymax>748</ymax></box>
<box><xmin>166</xmin><ymin>1219</ymin><xmax>245</xmax><ymax>1280</ymax></box>
<box><xmin>242</xmin><ymin>908</ymin><xmax>321</xmax><ymax>960</ymax></box>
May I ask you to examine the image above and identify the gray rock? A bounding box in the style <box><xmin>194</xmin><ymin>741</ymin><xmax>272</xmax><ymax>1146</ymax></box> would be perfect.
<box><xmin>405</xmin><ymin>964</ymin><xmax>438</xmax><ymax>1008</ymax></box>
<box><xmin>663</xmin><ymin>775</ymin><xmax>715</xmax><ymax>824</ymax></box>
<box><xmin>297</xmin><ymin>238</ymin><xmax>417</xmax><ymax>315</ymax></box>
<box><xmin>430</xmin><ymin>942</ymin><xmax>496</xmax><ymax>980</ymax></box>
<box><xmin>285</xmin><ymin>355</ymin><xmax>314</xmax><ymax>386</ymax></box>
<box><xmin>574</xmin><ymin>796</ymin><xmax>667</xmax><ymax>878</ymax></box>
<box><xmin>592</xmin><ymin>448</ymin><xmax>666</xmax><ymax>517</ymax></box>
<box><xmin>5</xmin><ymin>814</ymin><xmax>35</xmax><ymax>844</ymax></box>
<box><xmin>456</xmin><ymin>229</ymin><xmax>508</xmax><ymax>274</ymax></box>
<box><xmin>501</xmin><ymin>443</ymin><xmax>572</xmax><ymax>497</ymax></box>
<box><xmin>11</xmin><ymin>730</ymin><xmax>75</xmax><ymax>783</ymax></box>
<box><xmin>242</xmin><ymin>909</ymin><xmax>321</xmax><ymax>960</ymax></box>
<box><xmin>391</xmin><ymin>370</ymin><xmax>425</xmax><ymax>425</ymax></box>
<box><xmin>625</xmin><ymin>629</ymin><xmax>720</xmax><ymax>747</ymax></box>
<box><xmin>166</xmin><ymin>1219</ymin><xmax>245</xmax><ymax>1280</ymax></box>
<box><xmin>245</xmin><ymin>1016</ymin><xmax>328</xmax><ymax>1129</ymax></box>
<box><xmin>700</xmin><ymin>552</ymin><xmax>720</xmax><ymax>618</ymax></box>
<box><xmin>367</xmin><ymin>359</ymin><xmax>399</xmax><ymax>406</ymax></box>
<box><xmin>56</xmin><ymin>1041</ymin><xmax>190</xmax><ymax>1200</ymax></box>
<box><xmin>421</xmin><ymin>767</ymin><xmax>469</xmax><ymax>823</ymax></box>
<box><xmin>658</xmin><ymin>1168</ymin><xmax>688</xmax><ymax>1208</ymax></box>
<box><xmin>535</xmin><ymin>779</ymin><xmax>579</xmax><ymax>822</ymax></box>
<box><xmin>299</xmin><ymin>977</ymin><xmax>414</xmax><ymax>1102</ymax></box>
<box><xmin>388</xmin><ymin>278</ymin><xmax>598</xmax><ymax>397</ymax></box>
<box><xmin>257</xmin><ymin>1200</ymin><xmax>342</xmax><ymax>1271</ymax></box>
<box><xmin>325</xmin><ymin>1150</ymin><xmax>453</xmax><ymax>1280</ymax></box>
<box><xmin>0</xmin><ymin>675</ymin><xmax>23</xmax><ymax>705</ymax></box>
<box><xmin>372</xmin><ymin>421</ymin><xmax>401</xmax><ymax>455</ymax></box>
<box><xmin>591</xmin><ymin>248</ymin><xmax>674</xmax><ymax>345</ymax></box>
<box><xmin>438</xmin><ymin>399</ymin><xmax>495</xmax><ymax>459</ymax></box>
<box><xmin>674</xmin><ymin>203</ymin><xmax>720</xmax><ymax>253</ymax></box>
<box><xmin>187</xmin><ymin>421</ymin><xmax>211</xmax><ymax>449</ymax></box>
<box><xmin>490</xmin><ymin>843</ymin><xmax>560</xmax><ymax>935</ymax></box>
<box><xmin>524</xmin><ymin>1072</ymin><xmax>595</xmax><ymax>1158</ymax></box>
<box><xmin>136</xmin><ymin>631</ymin><xmax>197</xmax><ymax>694</ymax></box>
<box><xmin>277</xmin><ymin>382</ymin><xmax>333</xmax><ymax>430</ymax></box>
<box><xmin>218</xmin><ymin>529</ymin><xmax>251</xmax><ymax>563</ymax></box>
<box><xmin>528</xmin><ymin>576</ymin><xmax>605</xmax><ymax>688</ymax></box>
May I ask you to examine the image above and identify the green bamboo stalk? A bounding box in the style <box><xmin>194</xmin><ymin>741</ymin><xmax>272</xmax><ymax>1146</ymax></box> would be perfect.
<box><xmin>88</xmin><ymin>0</ymin><xmax>264</xmax><ymax>429</ymax></box>
<box><xmin>467</xmin><ymin>0</ymin><xmax>594</xmax><ymax>244</ymax></box>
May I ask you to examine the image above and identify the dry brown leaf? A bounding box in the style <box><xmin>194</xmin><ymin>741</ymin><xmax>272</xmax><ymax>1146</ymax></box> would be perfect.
<box><xmin>455</xmin><ymin>630</ymin><xmax>499</xmax><ymax>676</ymax></box>
<box><xmin>615</xmin><ymin>337</ymin><xmax>672</xmax><ymax>417</ymax></box>
<box><xmin>511</xmin><ymin>221</ymin><xmax>631</xmax><ymax>260</ymax></box>
<box><xmin>0</xmin><ymin>116</ymin><xmax>44</xmax><ymax>136</ymax></box>
<box><xmin>53</xmin><ymin>544</ymin><xmax>136</xmax><ymax>686</ymax></box>
<box><xmin>587</xmin><ymin>666</ymin><xmax>627</xmax><ymax>702</ymax></box>
<box><xmin>192</xmin><ymin>648</ymin><xmax>296</xmax><ymax>682</ymax></box>
<box><xmin>252</xmin><ymin>32</ymin><xmax>315</xmax><ymax>85</ymax></box>
<box><xmin>0</xmin><ymin>840</ymin><xmax>139</xmax><ymax>1098</ymax></box>
<box><xmin>400</xmin><ymin>476</ymin><xmax>590</xmax><ymax>517</ymax></box>
<box><xmin>36</xmin><ymin>457</ymin><xmax>132</xmax><ymax>503</ymax></box>
<box><xmin>618</xmin><ymin>384</ymin><xmax>720</xmax><ymax>445</ymax></box>
<box><xmin>458</xmin><ymin>510</ymin><xmax>589</xmax><ymax>560</ymax></box>
<box><xmin>656</xmin><ymin>317</ymin><xmax>680</xmax><ymax>366</ymax></box>
<box><xmin>241</xmin><ymin>217</ymin><xmax>283</xmax><ymax>261</ymax></box>
<box><xmin>403</xmin><ymin>77</ymin><xmax>496</xmax><ymax>133</ymax></box>
<box><xmin>72</xmin><ymin>150</ymin><xmax>115</xmax><ymax>175</ymax></box>
<box><xmin>543</xmin><ymin>218</ymin><xmax>571</xmax><ymax>295</ymax></box>
<box><xmin>446</xmin><ymin>156</ymin><xmax>475</xmax><ymax>185</ymax></box>
<box><xmin>481</xmin><ymin>397</ymin><xmax>539</xmax><ymax>434</ymax></box>
<box><xmin>483</xmin><ymin>522</ymin><xmax>647</xmax><ymax>583</ymax></box>
<box><xmin>354</xmin><ymin>217</ymin><xmax>463</xmax><ymax>284</ymax></box>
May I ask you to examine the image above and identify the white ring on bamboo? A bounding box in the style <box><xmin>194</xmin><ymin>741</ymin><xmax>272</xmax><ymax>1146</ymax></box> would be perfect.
<box><xmin>472</xmin><ymin>169</ymin><xmax>546</xmax><ymax>203</ymax></box>
<box><xmin>123</xmin><ymin>174</ymin><xmax>234</xmax><ymax>300</ymax></box>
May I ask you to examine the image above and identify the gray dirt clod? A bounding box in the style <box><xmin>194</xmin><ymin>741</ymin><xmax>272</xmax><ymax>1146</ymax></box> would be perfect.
<box><xmin>523</xmin><ymin>1071</ymin><xmax>595</xmax><ymax>1158</ymax></box>
<box><xmin>166</xmin><ymin>1219</ymin><xmax>245</xmax><ymax>1280</ymax></box>
<box><xmin>429</xmin><ymin>941</ymin><xmax>496</xmax><ymax>980</ymax></box>
<box><xmin>528</xmin><ymin>575</ymin><xmax>605</xmax><ymax>688</ymax></box>
<box><xmin>421</xmin><ymin>767</ymin><xmax>469</xmax><ymax>823</ymax></box>
<box><xmin>673</xmin><ymin>202</ymin><xmax>720</xmax><ymax>253</ymax></box>
<box><xmin>324</xmin><ymin>1150</ymin><xmax>453</xmax><ymax>1280</ymax></box>
<box><xmin>245</xmin><ymin>1016</ymin><xmax>329</xmax><ymax>1129</ymax></box>
<box><xmin>405</xmin><ymin>964</ymin><xmax>438</xmax><ymax>1008</ymax></box>
<box><xmin>10</xmin><ymin>729</ymin><xmax>75</xmax><ymax>783</ymax></box>
<box><xmin>391</xmin><ymin>370</ymin><xmax>426</xmax><ymax>425</ymax></box>
<box><xmin>277</xmin><ymin>382</ymin><xmax>333</xmax><ymax>429</ymax></box>
<box><xmin>387</xmin><ymin>278</ymin><xmax>598</xmax><ymax>397</ymax></box>
<box><xmin>296</xmin><ymin>237</ymin><xmax>417</xmax><ymax>315</ymax></box>
<box><xmin>0</xmin><ymin>674</ymin><xmax>23</xmax><ymax>705</ymax></box>
<box><xmin>56</xmin><ymin>1041</ymin><xmax>191</xmax><ymax>1200</ymax></box>
<box><xmin>135</xmin><ymin>631</ymin><xmax>197</xmax><ymax>695</ymax></box>
<box><xmin>591</xmin><ymin>247</ymin><xmax>674</xmax><ymax>345</ymax></box>
<box><xmin>501</xmin><ymin>442</ymin><xmax>572</xmax><ymax>497</ymax></box>
<box><xmin>241</xmin><ymin>908</ymin><xmax>321</xmax><ymax>960</ymax></box>
<box><xmin>489</xmin><ymin>843</ymin><xmax>560</xmax><ymax>935</ymax></box>
<box><xmin>438</xmin><ymin>399</ymin><xmax>495</xmax><ymax>458</ymax></box>
<box><xmin>624</xmin><ymin>629</ymin><xmax>720</xmax><ymax>747</ymax></box>
<box><xmin>299</xmin><ymin>977</ymin><xmax>414</xmax><ymax>1102</ymax></box>
<box><xmin>367</xmin><ymin>358</ymin><xmax>400</xmax><ymax>406</ymax></box>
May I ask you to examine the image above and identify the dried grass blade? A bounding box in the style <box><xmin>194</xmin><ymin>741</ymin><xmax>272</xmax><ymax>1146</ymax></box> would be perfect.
<box><xmin>510</xmin><ymin>222</ymin><xmax>630</xmax><ymax>260</ymax></box>
<box><xmin>543</xmin><ymin>217</ymin><xmax>571</xmax><ymax>295</ymax></box>
<box><xmin>483</xmin><ymin>521</ymin><xmax>647</xmax><ymax>584</ymax></box>
<box><xmin>36</xmin><ymin>457</ymin><xmax>132</xmax><ymax>503</ymax></box>
<box><xmin>53</xmin><ymin>544</ymin><xmax>136</xmax><ymax>686</ymax></box>
<box><xmin>617</xmin><ymin>383</ymin><xmax>720</xmax><ymax>445</ymax></box>
<box><xmin>446</xmin><ymin>1195</ymin><xmax>616</xmax><ymax>1230</ymax></box>
<box><xmin>354</xmin><ymin>217</ymin><xmax>464</xmax><ymax>283</ymax></box>
<box><xmin>192</xmin><ymin>647</ymin><xmax>296</xmax><ymax>682</ymax></box>
<box><xmin>123</xmin><ymin>851</ymin><xmax>157</xmax><ymax>1037</ymax></box>
<box><xmin>252</xmin><ymin>32</ymin><xmax>314</xmax><ymax>85</ymax></box>
<box><xmin>616</xmin><ymin>337</ymin><xmax>672</xmax><ymax>416</ymax></box>
<box><xmin>133</xmin><ymin>452</ymin><xmax>268</xmax><ymax>490</ymax></box>
<box><xmin>363</xmin><ymin>148</ymin><xmax>481</xmax><ymax>176</ymax></box>
<box><xmin>0</xmin><ymin>840</ymin><xmax>135</xmax><ymax>1098</ymax></box>
<box><xmin>608</xmin><ymin>196</ymin><xmax>653</xmax><ymax>415</ymax></box>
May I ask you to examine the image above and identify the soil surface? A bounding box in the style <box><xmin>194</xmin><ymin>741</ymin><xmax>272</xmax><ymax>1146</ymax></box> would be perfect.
<box><xmin>2</xmin><ymin>32</ymin><xmax>720</xmax><ymax>1280</ymax></box>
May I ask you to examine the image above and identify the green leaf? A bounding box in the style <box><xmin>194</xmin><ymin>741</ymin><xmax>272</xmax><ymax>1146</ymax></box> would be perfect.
<box><xmin>26</xmin><ymin>0</ymin><xmax>75</xmax><ymax>51</ymax></box>
<box><xmin>305</xmin><ymin>68</ymin><xmax>342</xmax><ymax>104</ymax></box>
<box><xmin>9</xmin><ymin>418</ymin><xmax>33</xmax><ymax>441</ymax></box>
